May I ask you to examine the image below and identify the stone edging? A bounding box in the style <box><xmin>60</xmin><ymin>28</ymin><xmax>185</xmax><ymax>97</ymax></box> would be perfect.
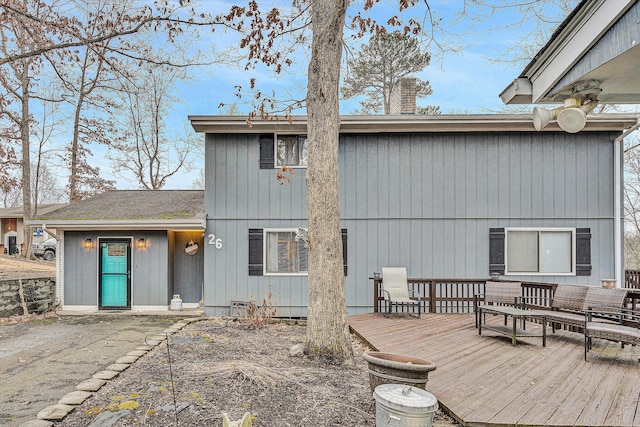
<box><xmin>19</xmin><ymin>317</ymin><xmax>205</xmax><ymax>427</ymax></box>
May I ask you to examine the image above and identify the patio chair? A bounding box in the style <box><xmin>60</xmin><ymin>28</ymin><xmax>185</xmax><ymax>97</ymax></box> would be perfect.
<box><xmin>381</xmin><ymin>267</ymin><xmax>421</xmax><ymax>318</ymax></box>
<box><xmin>474</xmin><ymin>281</ymin><xmax>522</xmax><ymax>328</ymax></box>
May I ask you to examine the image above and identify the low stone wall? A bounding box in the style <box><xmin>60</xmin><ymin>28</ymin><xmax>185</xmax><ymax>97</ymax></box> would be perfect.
<box><xmin>0</xmin><ymin>277</ymin><xmax>56</xmax><ymax>317</ymax></box>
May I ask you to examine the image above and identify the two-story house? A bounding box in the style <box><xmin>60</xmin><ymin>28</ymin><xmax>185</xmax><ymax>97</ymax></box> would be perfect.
<box><xmin>189</xmin><ymin>113</ymin><xmax>637</xmax><ymax>317</ymax></box>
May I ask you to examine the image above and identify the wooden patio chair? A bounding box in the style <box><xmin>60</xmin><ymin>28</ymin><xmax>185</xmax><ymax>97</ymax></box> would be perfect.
<box><xmin>381</xmin><ymin>267</ymin><xmax>421</xmax><ymax>318</ymax></box>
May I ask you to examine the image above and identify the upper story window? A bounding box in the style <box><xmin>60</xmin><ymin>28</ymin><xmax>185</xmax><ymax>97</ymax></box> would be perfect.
<box><xmin>264</xmin><ymin>229</ymin><xmax>308</xmax><ymax>275</ymax></box>
<box><xmin>276</xmin><ymin>135</ymin><xmax>308</xmax><ymax>167</ymax></box>
<box><xmin>506</xmin><ymin>228</ymin><xmax>575</xmax><ymax>275</ymax></box>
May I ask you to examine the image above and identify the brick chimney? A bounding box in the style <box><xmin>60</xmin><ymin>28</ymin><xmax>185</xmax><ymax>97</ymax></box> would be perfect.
<box><xmin>389</xmin><ymin>77</ymin><xmax>417</xmax><ymax>114</ymax></box>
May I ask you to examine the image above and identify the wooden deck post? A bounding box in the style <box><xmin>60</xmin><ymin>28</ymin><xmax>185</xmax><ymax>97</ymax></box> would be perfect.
<box><xmin>429</xmin><ymin>280</ymin><xmax>436</xmax><ymax>314</ymax></box>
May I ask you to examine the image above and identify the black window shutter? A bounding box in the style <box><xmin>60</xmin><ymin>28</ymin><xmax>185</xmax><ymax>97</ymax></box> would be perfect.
<box><xmin>575</xmin><ymin>228</ymin><xmax>592</xmax><ymax>276</ymax></box>
<box><xmin>341</xmin><ymin>228</ymin><xmax>348</xmax><ymax>276</ymax></box>
<box><xmin>251</xmin><ymin>228</ymin><xmax>346</xmax><ymax>276</ymax></box>
<box><xmin>489</xmin><ymin>228</ymin><xmax>505</xmax><ymax>275</ymax></box>
<box><xmin>259</xmin><ymin>135</ymin><xmax>275</xmax><ymax>169</ymax></box>
<box><xmin>249</xmin><ymin>228</ymin><xmax>263</xmax><ymax>276</ymax></box>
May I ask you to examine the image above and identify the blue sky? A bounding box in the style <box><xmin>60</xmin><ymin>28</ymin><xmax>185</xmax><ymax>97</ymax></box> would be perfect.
<box><xmin>105</xmin><ymin>0</ymin><xmax>575</xmax><ymax>189</ymax></box>
<box><xmin>180</xmin><ymin>0</ymin><xmax>554</xmax><ymax>115</ymax></box>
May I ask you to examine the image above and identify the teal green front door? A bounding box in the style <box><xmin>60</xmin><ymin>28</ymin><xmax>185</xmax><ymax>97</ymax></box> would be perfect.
<box><xmin>99</xmin><ymin>240</ymin><xmax>131</xmax><ymax>309</ymax></box>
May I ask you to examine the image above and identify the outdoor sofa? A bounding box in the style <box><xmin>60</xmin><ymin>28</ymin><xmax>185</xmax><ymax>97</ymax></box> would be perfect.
<box><xmin>523</xmin><ymin>283</ymin><xmax>628</xmax><ymax>332</ymax></box>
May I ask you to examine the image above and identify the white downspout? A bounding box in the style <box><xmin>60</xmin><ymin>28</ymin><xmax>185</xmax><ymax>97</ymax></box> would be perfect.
<box><xmin>614</xmin><ymin>118</ymin><xmax>640</xmax><ymax>287</ymax></box>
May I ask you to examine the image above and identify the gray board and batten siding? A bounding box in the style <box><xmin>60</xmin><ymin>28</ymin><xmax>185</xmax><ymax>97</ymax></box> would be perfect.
<box><xmin>63</xmin><ymin>230</ymin><xmax>170</xmax><ymax>307</ymax></box>
<box><xmin>193</xmin><ymin>115</ymin><xmax>633</xmax><ymax>317</ymax></box>
<box><xmin>63</xmin><ymin>230</ymin><xmax>204</xmax><ymax>307</ymax></box>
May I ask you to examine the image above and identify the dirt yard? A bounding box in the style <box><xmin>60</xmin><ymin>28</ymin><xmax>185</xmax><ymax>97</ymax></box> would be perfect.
<box><xmin>0</xmin><ymin>254</ymin><xmax>56</xmax><ymax>280</ymax></box>
<box><xmin>1</xmin><ymin>256</ymin><xmax>459</xmax><ymax>426</ymax></box>
<box><xmin>55</xmin><ymin>318</ymin><xmax>459</xmax><ymax>427</ymax></box>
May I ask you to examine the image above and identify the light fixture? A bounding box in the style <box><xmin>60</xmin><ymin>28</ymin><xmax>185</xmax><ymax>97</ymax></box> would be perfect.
<box><xmin>84</xmin><ymin>238</ymin><xmax>93</xmax><ymax>249</ymax></box>
<box><xmin>532</xmin><ymin>80</ymin><xmax>601</xmax><ymax>133</ymax></box>
<box><xmin>137</xmin><ymin>238</ymin><xmax>146</xmax><ymax>249</ymax></box>
<box><xmin>533</xmin><ymin>105</ymin><xmax>564</xmax><ymax>131</ymax></box>
<box><xmin>533</xmin><ymin>97</ymin><xmax>598</xmax><ymax>133</ymax></box>
<box><xmin>557</xmin><ymin>99</ymin><xmax>598</xmax><ymax>133</ymax></box>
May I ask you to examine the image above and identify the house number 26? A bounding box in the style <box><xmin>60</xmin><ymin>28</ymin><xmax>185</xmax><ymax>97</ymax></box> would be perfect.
<box><xmin>208</xmin><ymin>234</ymin><xmax>223</xmax><ymax>249</ymax></box>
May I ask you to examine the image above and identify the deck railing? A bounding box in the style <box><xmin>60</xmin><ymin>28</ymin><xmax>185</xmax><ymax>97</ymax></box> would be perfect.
<box><xmin>625</xmin><ymin>269</ymin><xmax>640</xmax><ymax>289</ymax></box>
<box><xmin>625</xmin><ymin>270</ymin><xmax>640</xmax><ymax>310</ymax></box>
<box><xmin>372</xmin><ymin>277</ymin><xmax>640</xmax><ymax>314</ymax></box>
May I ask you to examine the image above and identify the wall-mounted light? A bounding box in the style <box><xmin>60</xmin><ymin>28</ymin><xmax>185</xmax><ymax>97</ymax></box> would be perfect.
<box><xmin>533</xmin><ymin>105</ymin><xmax>564</xmax><ymax>131</ymax></box>
<box><xmin>533</xmin><ymin>80</ymin><xmax>601</xmax><ymax>133</ymax></box>
<box><xmin>84</xmin><ymin>238</ymin><xmax>93</xmax><ymax>250</ymax></box>
<box><xmin>533</xmin><ymin>97</ymin><xmax>598</xmax><ymax>133</ymax></box>
<box><xmin>137</xmin><ymin>238</ymin><xmax>146</xmax><ymax>249</ymax></box>
<box><xmin>557</xmin><ymin>99</ymin><xmax>598</xmax><ymax>133</ymax></box>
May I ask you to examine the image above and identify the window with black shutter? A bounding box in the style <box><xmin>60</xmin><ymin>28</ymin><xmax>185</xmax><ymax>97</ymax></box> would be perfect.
<box><xmin>489</xmin><ymin>227</ymin><xmax>591</xmax><ymax>276</ymax></box>
<box><xmin>248</xmin><ymin>228</ymin><xmax>348</xmax><ymax>276</ymax></box>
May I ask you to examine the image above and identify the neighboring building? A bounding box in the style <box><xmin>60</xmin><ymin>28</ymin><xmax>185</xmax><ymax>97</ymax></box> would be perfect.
<box><xmin>28</xmin><ymin>191</ymin><xmax>205</xmax><ymax>312</ymax></box>
<box><xmin>0</xmin><ymin>204</ymin><xmax>65</xmax><ymax>255</ymax></box>
<box><xmin>189</xmin><ymin>113</ymin><xmax>637</xmax><ymax>317</ymax></box>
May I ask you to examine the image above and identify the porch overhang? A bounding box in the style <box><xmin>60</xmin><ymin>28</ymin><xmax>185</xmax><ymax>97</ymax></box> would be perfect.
<box><xmin>25</xmin><ymin>218</ymin><xmax>206</xmax><ymax>231</ymax></box>
<box><xmin>500</xmin><ymin>0</ymin><xmax>638</xmax><ymax>105</ymax></box>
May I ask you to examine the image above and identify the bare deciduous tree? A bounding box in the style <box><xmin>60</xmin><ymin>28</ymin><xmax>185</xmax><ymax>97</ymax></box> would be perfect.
<box><xmin>190</xmin><ymin>169</ymin><xmax>205</xmax><ymax>190</ymax></box>
<box><xmin>0</xmin><ymin>0</ymin><xmax>53</xmax><ymax>258</ymax></box>
<box><xmin>217</xmin><ymin>0</ymin><xmax>581</xmax><ymax>363</ymax></box>
<box><xmin>303</xmin><ymin>0</ymin><xmax>353</xmax><ymax>362</ymax></box>
<box><xmin>63</xmin><ymin>143</ymin><xmax>115</xmax><ymax>200</ymax></box>
<box><xmin>624</xmin><ymin>133</ymin><xmax>640</xmax><ymax>269</ymax></box>
<box><xmin>109</xmin><ymin>63</ymin><xmax>198</xmax><ymax>189</ymax></box>
<box><xmin>2</xmin><ymin>0</ymin><xmax>214</xmax><ymax>204</ymax></box>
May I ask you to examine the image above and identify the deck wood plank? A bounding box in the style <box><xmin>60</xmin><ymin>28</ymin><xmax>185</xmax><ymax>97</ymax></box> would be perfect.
<box><xmin>600</xmin><ymin>354</ymin><xmax>640</xmax><ymax>427</ymax></box>
<box><xmin>512</xmin><ymin>338</ymin><xmax>590</xmax><ymax>426</ymax></box>
<box><xmin>349</xmin><ymin>313</ymin><xmax>640</xmax><ymax>427</ymax></box>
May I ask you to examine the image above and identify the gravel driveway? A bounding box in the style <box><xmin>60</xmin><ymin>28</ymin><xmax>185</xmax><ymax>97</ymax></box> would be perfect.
<box><xmin>0</xmin><ymin>314</ymin><xmax>178</xmax><ymax>426</ymax></box>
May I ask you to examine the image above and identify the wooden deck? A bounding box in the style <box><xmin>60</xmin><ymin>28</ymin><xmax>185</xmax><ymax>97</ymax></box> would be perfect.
<box><xmin>349</xmin><ymin>313</ymin><xmax>640</xmax><ymax>427</ymax></box>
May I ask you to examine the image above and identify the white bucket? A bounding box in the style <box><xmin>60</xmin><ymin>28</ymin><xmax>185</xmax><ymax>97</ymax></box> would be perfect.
<box><xmin>374</xmin><ymin>384</ymin><xmax>438</xmax><ymax>427</ymax></box>
<box><xmin>170</xmin><ymin>294</ymin><xmax>182</xmax><ymax>311</ymax></box>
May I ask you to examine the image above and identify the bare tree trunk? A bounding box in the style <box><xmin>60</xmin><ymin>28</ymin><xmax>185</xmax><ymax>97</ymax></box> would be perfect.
<box><xmin>20</xmin><ymin>64</ymin><xmax>33</xmax><ymax>259</ymax></box>
<box><xmin>303</xmin><ymin>0</ymin><xmax>352</xmax><ymax>364</ymax></box>
<box><xmin>18</xmin><ymin>279</ymin><xmax>28</xmax><ymax>315</ymax></box>
<box><xmin>68</xmin><ymin>97</ymin><xmax>83</xmax><ymax>202</ymax></box>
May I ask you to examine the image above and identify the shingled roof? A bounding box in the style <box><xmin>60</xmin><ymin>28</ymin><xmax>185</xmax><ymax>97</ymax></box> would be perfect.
<box><xmin>28</xmin><ymin>190</ymin><xmax>205</xmax><ymax>230</ymax></box>
<box><xmin>0</xmin><ymin>203</ymin><xmax>67</xmax><ymax>218</ymax></box>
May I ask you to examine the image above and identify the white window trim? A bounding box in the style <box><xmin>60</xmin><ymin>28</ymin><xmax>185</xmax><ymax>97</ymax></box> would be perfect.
<box><xmin>263</xmin><ymin>228</ymin><xmax>308</xmax><ymax>276</ymax></box>
<box><xmin>274</xmin><ymin>133</ymin><xmax>308</xmax><ymax>169</ymax></box>
<box><xmin>504</xmin><ymin>227</ymin><xmax>576</xmax><ymax>276</ymax></box>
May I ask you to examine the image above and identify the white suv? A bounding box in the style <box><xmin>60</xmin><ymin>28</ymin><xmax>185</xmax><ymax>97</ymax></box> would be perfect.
<box><xmin>33</xmin><ymin>237</ymin><xmax>56</xmax><ymax>261</ymax></box>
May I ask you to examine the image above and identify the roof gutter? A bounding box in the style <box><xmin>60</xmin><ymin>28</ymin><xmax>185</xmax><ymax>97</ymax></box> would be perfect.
<box><xmin>189</xmin><ymin>114</ymin><xmax>638</xmax><ymax>134</ymax></box>
<box><xmin>614</xmin><ymin>118</ymin><xmax>640</xmax><ymax>287</ymax></box>
<box><xmin>26</xmin><ymin>218</ymin><xmax>207</xmax><ymax>231</ymax></box>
